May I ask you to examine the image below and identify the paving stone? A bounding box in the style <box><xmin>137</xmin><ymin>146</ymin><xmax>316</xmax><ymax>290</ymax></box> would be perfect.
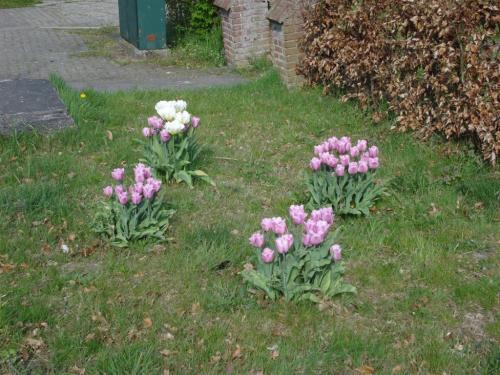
<box><xmin>0</xmin><ymin>0</ymin><xmax>244</xmax><ymax>92</ymax></box>
<box><xmin>0</xmin><ymin>79</ymin><xmax>74</xmax><ymax>134</ymax></box>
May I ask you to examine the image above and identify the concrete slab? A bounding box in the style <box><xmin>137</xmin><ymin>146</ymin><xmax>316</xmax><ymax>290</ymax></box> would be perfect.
<box><xmin>0</xmin><ymin>79</ymin><xmax>74</xmax><ymax>134</ymax></box>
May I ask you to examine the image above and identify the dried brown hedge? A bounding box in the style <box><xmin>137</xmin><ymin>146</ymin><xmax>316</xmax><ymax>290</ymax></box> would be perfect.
<box><xmin>298</xmin><ymin>0</ymin><xmax>500</xmax><ymax>164</ymax></box>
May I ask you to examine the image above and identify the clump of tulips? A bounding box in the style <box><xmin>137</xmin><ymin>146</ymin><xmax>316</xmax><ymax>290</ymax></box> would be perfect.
<box><xmin>141</xmin><ymin>100</ymin><xmax>214</xmax><ymax>188</ymax></box>
<box><xmin>92</xmin><ymin>164</ymin><xmax>175</xmax><ymax>247</ymax></box>
<box><xmin>242</xmin><ymin>205</ymin><xmax>355</xmax><ymax>303</ymax></box>
<box><xmin>307</xmin><ymin>136</ymin><xmax>383</xmax><ymax>215</ymax></box>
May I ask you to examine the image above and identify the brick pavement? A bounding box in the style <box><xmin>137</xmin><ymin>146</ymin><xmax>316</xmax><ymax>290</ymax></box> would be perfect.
<box><xmin>0</xmin><ymin>0</ymin><xmax>243</xmax><ymax>91</ymax></box>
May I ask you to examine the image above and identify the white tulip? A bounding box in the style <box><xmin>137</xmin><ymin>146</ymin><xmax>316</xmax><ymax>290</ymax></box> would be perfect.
<box><xmin>155</xmin><ymin>101</ymin><xmax>176</xmax><ymax>121</ymax></box>
<box><xmin>164</xmin><ymin>120</ymin><xmax>185</xmax><ymax>135</ymax></box>
<box><xmin>174</xmin><ymin>100</ymin><xmax>187</xmax><ymax>113</ymax></box>
<box><xmin>176</xmin><ymin>110</ymin><xmax>191</xmax><ymax>125</ymax></box>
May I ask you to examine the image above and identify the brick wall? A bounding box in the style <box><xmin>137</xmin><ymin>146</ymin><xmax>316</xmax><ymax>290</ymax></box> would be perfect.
<box><xmin>215</xmin><ymin>0</ymin><xmax>309</xmax><ymax>86</ymax></box>
<box><xmin>269</xmin><ymin>1</ymin><xmax>305</xmax><ymax>86</ymax></box>
<box><xmin>217</xmin><ymin>0</ymin><xmax>271</xmax><ymax>66</ymax></box>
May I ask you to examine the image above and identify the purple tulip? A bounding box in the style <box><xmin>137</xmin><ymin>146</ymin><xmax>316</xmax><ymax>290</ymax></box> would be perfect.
<box><xmin>271</xmin><ymin>217</ymin><xmax>287</xmax><ymax>235</ymax></box>
<box><xmin>117</xmin><ymin>192</ymin><xmax>128</xmax><ymax>205</ymax></box>
<box><xmin>348</xmin><ymin>162</ymin><xmax>358</xmax><ymax>175</ymax></box>
<box><xmin>368</xmin><ymin>157</ymin><xmax>379</xmax><ymax>170</ymax></box>
<box><xmin>148</xmin><ymin>116</ymin><xmax>164</xmax><ymax>130</ymax></box>
<box><xmin>249</xmin><ymin>232</ymin><xmax>265</xmax><ymax>248</ymax></box>
<box><xmin>131</xmin><ymin>191</ymin><xmax>142</xmax><ymax>205</ymax></box>
<box><xmin>335</xmin><ymin>164</ymin><xmax>345</xmax><ymax>177</ymax></box>
<box><xmin>143</xmin><ymin>183</ymin><xmax>155</xmax><ymax>199</ymax></box>
<box><xmin>261</xmin><ymin>248</ymin><xmax>275</xmax><ymax>263</ymax></box>
<box><xmin>368</xmin><ymin>145</ymin><xmax>379</xmax><ymax>158</ymax></box>
<box><xmin>349</xmin><ymin>146</ymin><xmax>360</xmax><ymax>158</ymax></box>
<box><xmin>276</xmin><ymin>234</ymin><xmax>293</xmax><ymax>254</ymax></box>
<box><xmin>358</xmin><ymin>160</ymin><xmax>369</xmax><ymax>173</ymax></box>
<box><xmin>142</xmin><ymin>127</ymin><xmax>153</xmax><ymax>138</ymax></box>
<box><xmin>111</xmin><ymin>168</ymin><xmax>125</xmax><ymax>181</ymax></box>
<box><xmin>314</xmin><ymin>145</ymin><xmax>324</xmax><ymax>155</ymax></box>
<box><xmin>309</xmin><ymin>157</ymin><xmax>321</xmax><ymax>171</ymax></box>
<box><xmin>357</xmin><ymin>139</ymin><xmax>368</xmax><ymax>152</ymax></box>
<box><xmin>326</xmin><ymin>155</ymin><xmax>338</xmax><ymax>168</ymax></box>
<box><xmin>115</xmin><ymin>185</ymin><xmax>125</xmax><ymax>195</ymax></box>
<box><xmin>320</xmin><ymin>152</ymin><xmax>330</xmax><ymax>164</ymax></box>
<box><xmin>289</xmin><ymin>204</ymin><xmax>307</xmax><ymax>225</ymax></box>
<box><xmin>340</xmin><ymin>155</ymin><xmax>350</xmax><ymax>166</ymax></box>
<box><xmin>261</xmin><ymin>218</ymin><xmax>273</xmax><ymax>232</ymax></box>
<box><xmin>328</xmin><ymin>137</ymin><xmax>338</xmax><ymax>151</ymax></box>
<box><xmin>160</xmin><ymin>129</ymin><xmax>171</xmax><ymax>142</ymax></box>
<box><xmin>330</xmin><ymin>244</ymin><xmax>342</xmax><ymax>261</ymax></box>
<box><xmin>191</xmin><ymin>116</ymin><xmax>201</xmax><ymax>128</ymax></box>
<box><xmin>103</xmin><ymin>186</ymin><xmax>113</xmax><ymax>198</ymax></box>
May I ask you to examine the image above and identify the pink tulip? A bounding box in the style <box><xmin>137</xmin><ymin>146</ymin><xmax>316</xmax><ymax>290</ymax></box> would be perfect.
<box><xmin>320</xmin><ymin>152</ymin><xmax>330</xmax><ymax>164</ymax></box>
<box><xmin>357</xmin><ymin>139</ymin><xmax>368</xmax><ymax>152</ymax></box>
<box><xmin>151</xmin><ymin>179</ymin><xmax>162</xmax><ymax>193</ymax></box>
<box><xmin>148</xmin><ymin>116</ymin><xmax>164</xmax><ymax>130</ymax></box>
<box><xmin>349</xmin><ymin>146</ymin><xmax>360</xmax><ymax>158</ymax></box>
<box><xmin>131</xmin><ymin>191</ymin><xmax>142</xmax><ymax>205</ymax></box>
<box><xmin>302</xmin><ymin>233</ymin><xmax>312</xmax><ymax>247</ymax></box>
<box><xmin>191</xmin><ymin>116</ymin><xmax>201</xmax><ymax>128</ymax></box>
<box><xmin>316</xmin><ymin>207</ymin><xmax>334</xmax><ymax>224</ymax></box>
<box><xmin>368</xmin><ymin>145</ymin><xmax>379</xmax><ymax>158</ymax></box>
<box><xmin>143</xmin><ymin>184</ymin><xmax>155</xmax><ymax>199</ymax></box>
<box><xmin>330</xmin><ymin>244</ymin><xmax>342</xmax><ymax>261</ymax></box>
<box><xmin>276</xmin><ymin>234</ymin><xmax>293</xmax><ymax>254</ymax></box>
<box><xmin>143</xmin><ymin>167</ymin><xmax>152</xmax><ymax>179</ymax></box>
<box><xmin>134</xmin><ymin>182</ymin><xmax>144</xmax><ymax>194</ymax></box>
<box><xmin>325</xmin><ymin>155</ymin><xmax>338</xmax><ymax>168</ymax></box>
<box><xmin>115</xmin><ymin>185</ymin><xmax>125</xmax><ymax>195</ymax></box>
<box><xmin>340</xmin><ymin>155</ymin><xmax>350</xmax><ymax>166</ymax></box>
<box><xmin>314</xmin><ymin>145</ymin><xmax>324</xmax><ymax>155</ymax></box>
<box><xmin>309</xmin><ymin>157</ymin><xmax>321</xmax><ymax>171</ymax></box>
<box><xmin>142</xmin><ymin>127</ymin><xmax>153</xmax><ymax>138</ymax></box>
<box><xmin>111</xmin><ymin>168</ymin><xmax>125</xmax><ymax>181</ymax></box>
<box><xmin>335</xmin><ymin>164</ymin><xmax>345</xmax><ymax>177</ymax></box>
<box><xmin>117</xmin><ymin>192</ymin><xmax>128</xmax><ymax>205</ymax></box>
<box><xmin>289</xmin><ymin>204</ymin><xmax>307</xmax><ymax>225</ymax></box>
<box><xmin>261</xmin><ymin>218</ymin><xmax>273</xmax><ymax>232</ymax></box>
<box><xmin>358</xmin><ymin>160</ymin><xmax>369</xmax><ymax>173</ymax></box>
<box><xmin>160</xmin><ymin>129</ymin><xmax>171</xmax><ymax>142</ymax></box>
<box><xmin>103</xmin><ymin>186</ymin><xmax>113</xmax><ymax>198</ymax></box>
<box><xmin>368</xmin><ymin>157</ymin><xmax>379</xmax><ymax>170</ymax></box>
<box><xmin>328</xmin><ymin>137</ymin><xmax>338</xmax><ymax>151</ymax></box>
<box><xmin>249</xmin><ymin>232</ymin><xmax>265</xmax><ymax>248</ymax></box>
<box><xmin>271</xmin><ymin>217</ymin><xmax>287</xmax><ymax>235</ymax></box>
<box><xmin>348</xmin><ymin>162</ymin><xmax>358</xmax><ymax>175</ymax></box>
<box><xmin>261</xmin><ymin>248</ymin><xmax>275</xmax><ymax>263</ymax></box>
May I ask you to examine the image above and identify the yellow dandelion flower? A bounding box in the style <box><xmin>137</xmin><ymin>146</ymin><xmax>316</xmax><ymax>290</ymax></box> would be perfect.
<box><xmin>80</xmin><ymin>92</ymin><xmax>87</xmax><ymax>99</ymax></box>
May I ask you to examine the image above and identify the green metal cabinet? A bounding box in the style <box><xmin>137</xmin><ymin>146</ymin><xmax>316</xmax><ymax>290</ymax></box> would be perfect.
<box><xmin>118</xmin><ymin>0</ymin><xmax>167</xmax><ymax>50</ymax></box>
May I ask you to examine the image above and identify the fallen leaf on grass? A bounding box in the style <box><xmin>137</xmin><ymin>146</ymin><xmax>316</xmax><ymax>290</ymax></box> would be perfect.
<box><xmin>391</xmin><ymin>365</ymin><xmax>402</xmax><ymax>374</ymax></box>
<box><xmin>143</xmin><ymin>317</ymin><xmax>153</xmax><ymax>329</ymax></box>
<box><xmin>232</xmin><ymin>345</ymin><xmax>242</xmax><ymax>360</ymax></box>
<box><xmin>69</xmin><ymin>365</ymin><xmax>86</xmax><ymax>375</ymax></box>
<box><xmin>107</xmin><ymin>131</ymin><xmax>113</xmax><ymax>141</ymax></box>
<box><xmin>0</xmin><ymin>262</ymin><xmax>16</xmax><ymax>273</ymax></box>
<box><xmin>266</xmin><ymin>344</ymin><xmax>279</xmax><ymax>360</ymax></box>
<box><xmin>355</xmin><ymin>365</ymin><xmax>374</xmax><ymax>374</ymax></box>
<box><xmin>210</xmin><ymin>352</ymin><xmax>222</xmax><ymax>364</ymax></box>
<box><xmin>191</xmin><ymin>303</ymin><xmax>201</xmax><ymax>314</ymax></box>
<box><xmin>428</xmin><ymin>203</ymin><xmax>440</xmax><ymax>217</ymax></box>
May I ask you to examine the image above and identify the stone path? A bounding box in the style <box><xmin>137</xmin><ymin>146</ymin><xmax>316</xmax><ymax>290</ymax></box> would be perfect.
<box><xmin>0</xmin><ymin>0</ymin><xmax>243</xmax><ymax>91</ymax></box>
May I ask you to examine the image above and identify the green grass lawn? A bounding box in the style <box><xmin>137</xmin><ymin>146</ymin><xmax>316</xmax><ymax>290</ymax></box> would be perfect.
<box><xmin>0</xmin><ymin>71</ymin><xmax>498</xmax><ymax>374</ymax></box>
<box><xmin>0</xmin><ymin>0</ymin><xmax>39</xmax><ymax>8</ymax></box>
